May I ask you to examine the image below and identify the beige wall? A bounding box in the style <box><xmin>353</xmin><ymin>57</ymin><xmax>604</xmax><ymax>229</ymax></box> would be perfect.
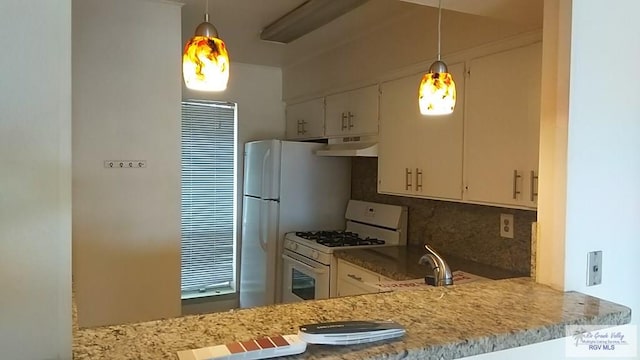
<box><xmin>562</xmin><ymin>0</ymin><xmax>640</xmax><ymax>321</ymax></box>
<box><xmin>468</xmin><ymin>0</ymin><xmax>640</xmax><ymax>358</ymax></box>
<box><xmin>182</xmin><ymin>62</ymin><xmax>285</xmax><ymax>312</ymax></box>
<box><xmin>183</xmin><ymin>63</ymin><xmax>286</xmax><ymax>146</ymax></box>
<box><xmin>538</xmin><ymin>0</ymin><xmax>640</xmax><ymax>318</ymax></box>
<box><xmin>282</xmin><ymin>3</ymin><xmax>540</xmax><ymax>101</ymax></box>
<box><xmin>535</xmin><ymin>0</ymin><xmax>571</xmax><ymax>290</ymax></box>
<box><xmin>72</xmin><ymin>2</ymin><xmax>285</xmax><ymax>323</ymax></box>
<box><xmin>0</xmin><ymin>1</ymin><xmax>72</xmax><ymax>359</ymax></box>
<box><xmin>72</xmin><ymin>0</ymin><xmax>183</xmax><ymax>327</ymax></box>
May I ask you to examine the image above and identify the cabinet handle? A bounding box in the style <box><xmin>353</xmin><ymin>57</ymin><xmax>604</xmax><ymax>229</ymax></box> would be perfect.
<box><xmin>512</xmin><ymin>170</ymin><xmax>521</xmax><ymax>199</ymax></box>
<box><xmin>348</xmin><ymin>112</ymin><xmax>354</xmax><ymax>129</ymax></box>
<box><xmin>405</xmin><ymin>168</ymin><xmax>413</xmax><ymax>191</ymax></box>
<box><xmin>530</xmin><ymin>170</ymin><xmax>538</xmax><ymax>201</ymax></box>
<box><xmin>341</xmin><ymin>112</ymin><xmax>348</xmax><ymax>131</ymax></box>
<box><xmin>416</xmin><ymin>168</ymin><xmax>423</xmax><ymax>191</ymax></box>
<box><xmin>347</xmin><ymin>274</ymin><xmax>363</xmax><ymax>282</ymax></box>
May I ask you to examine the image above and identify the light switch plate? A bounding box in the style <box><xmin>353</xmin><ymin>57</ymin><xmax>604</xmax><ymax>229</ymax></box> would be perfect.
<box><xmin>587</xmin><ymin>251</ymin><xmax>602</xmax><ymax>286</ymax></box>
<box><xmin>500</xmin><ymin>214</ymin><xmax>514</xmax><ymax>239</ymax></box>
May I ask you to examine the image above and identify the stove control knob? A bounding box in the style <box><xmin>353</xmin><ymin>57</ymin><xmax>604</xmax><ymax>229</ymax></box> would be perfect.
<box><xmin>312</xmin><ymin>251</ymin><xmax>319</xmax><ymax>259</ymax></box>
<box><xmin>290</xmin><ymin>242</ymin><xmax>298</xmax><ymax>251</ymax></box>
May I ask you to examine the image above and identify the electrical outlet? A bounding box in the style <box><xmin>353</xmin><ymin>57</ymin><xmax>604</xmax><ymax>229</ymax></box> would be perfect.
<box><xmin>587</xmin><ymin>251</ymin><xmax>602</xmax><ymax>286</ymax></box>
<box><xmin>500</xmin><ymin>214</ymin><xmax>514</xmax><ymax>239</ymax></box>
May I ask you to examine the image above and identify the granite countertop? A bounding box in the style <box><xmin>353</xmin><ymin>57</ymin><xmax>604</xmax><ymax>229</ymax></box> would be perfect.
<box><xmin>73</xmin><ymin>278</ymin><xmax>631</xmax><ymax>360</ymax></box>
<box><xmin>333</xmin><ymin>245</ymin><xmax>528</xmax><ymax>281</ymax></box>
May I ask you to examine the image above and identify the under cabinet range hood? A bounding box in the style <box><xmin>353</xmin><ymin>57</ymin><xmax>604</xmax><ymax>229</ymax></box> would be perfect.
<box><xmin>314</xmin><ymin>136</ymin><xmax>378</xmax><ymax>157</ymax></box>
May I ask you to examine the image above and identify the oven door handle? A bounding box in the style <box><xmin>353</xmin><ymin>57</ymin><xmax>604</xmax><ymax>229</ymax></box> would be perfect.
<box><xmin>282</xmin><ymin>253</ymin><xmax>327</xmax><ymax>275</ymax></box>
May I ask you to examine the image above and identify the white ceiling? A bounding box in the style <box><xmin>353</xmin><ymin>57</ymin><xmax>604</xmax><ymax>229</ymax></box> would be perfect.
<box><xmin>400</xmin><ymin>0</ymin><xmax>543</xmax><ymax>27</ymax></box>
<box><xmin>180</xmin><ymin>0</ymin><xmax>543</xmax><ymax>68</ymax></box>
<box><xmin>181</xmin><ymin>0</ymin><xmax>306</xmax><ymax>67</ymax></box>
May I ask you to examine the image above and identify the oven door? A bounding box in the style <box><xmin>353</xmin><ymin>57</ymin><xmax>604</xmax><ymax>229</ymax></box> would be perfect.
<box><xmin>281</xmin><ymin>250</ymin><xmax>330</xmax><ymax>304</ymax></box>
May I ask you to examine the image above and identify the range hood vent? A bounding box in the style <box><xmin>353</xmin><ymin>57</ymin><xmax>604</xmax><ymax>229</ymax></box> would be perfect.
<box><xmin>315</xmin><ymin>136</ymin><xmax>378</xmax><ymax>157</ymax></box>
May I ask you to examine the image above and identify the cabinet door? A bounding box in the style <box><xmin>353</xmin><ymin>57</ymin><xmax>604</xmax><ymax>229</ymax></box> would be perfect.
<box><xmin>325</xmin><ymin>85</ymin><xmax>379</xmax><ymax>137</ymax></box>
<box><xmin>378</xmin><ymin>62</ymin><xmax>465</xmax><ymax>200</ymax></box>
<box><xmin>378</xmin><ymin>74</ymin><xmax>418</xmax><ymax>196</ymax></box>
<box><xmin>285</xmin><ymin>98</ymin><xmax>325</xmax><ymax>140</ymax></box>
<box><xmin>414</xmin><ymin>62</ymin><xmax>465</xmax><ymax>200</ymax></box>
<box><xmin>464</xmin><ymin>43</ymin><xmax>542</xmax><ymax>208</ymax></box>
<box><xmin>336</xmin><ymin>278</ymin><xmax>378</xmax><ymax>297</ymax></box>
<box><xmin>335</xmin><ymin>259</ymin><xmax>381</xmax><ymax>297</ymax></box>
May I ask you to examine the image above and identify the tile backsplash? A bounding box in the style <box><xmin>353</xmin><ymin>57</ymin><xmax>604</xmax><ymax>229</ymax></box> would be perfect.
<box><xmin>352</xmin><ymin>157</ymin><xmax>536</xmax><ymax>275</ymax></box>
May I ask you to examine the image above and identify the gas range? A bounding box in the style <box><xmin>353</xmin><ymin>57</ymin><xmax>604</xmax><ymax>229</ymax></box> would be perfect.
<box><xmin>283</xmin><ymin>200</ymin><xmax>408</xmax><ymax>263</ymax></box>
<box><xmin>284</xmin><ymin>230</ymin><xmax>389</xmax><ymax>266</ymax></box>
<box><xmin>281</xmin><ymin>200</ymin><xmax>408</xmax><ymax>303</ymax></box>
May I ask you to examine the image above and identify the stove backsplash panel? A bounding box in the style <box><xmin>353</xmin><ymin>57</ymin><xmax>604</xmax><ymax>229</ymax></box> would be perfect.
<box><xmin>351</xmin><ymin>157</ymin><xmax>535</xmax><ymax>275</ymax></box>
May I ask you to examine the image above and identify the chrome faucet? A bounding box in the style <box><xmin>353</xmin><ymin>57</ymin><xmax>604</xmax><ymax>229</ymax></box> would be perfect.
<box><xmin>418</xmin><ymin>244</ymin><xmax>453</xmax><ymax>286</ymax></box>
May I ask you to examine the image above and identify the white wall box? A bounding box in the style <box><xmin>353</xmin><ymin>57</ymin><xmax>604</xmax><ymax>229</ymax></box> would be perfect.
<box><xmin>336</xmin><ymin>259</ymin><xmax>391</xmax><ymax>297</ymax></box>
<box><xmin>378</xmin><ymin>63</ymin><xmax>465</xmax><ymax>200</ymax></box>
<box><xmin>325</xmin><ymin>85</ymin><xmax>379</xmax><ymax>137</ymax></box>
<box><xmin>285</xmin><ymin>98</ymin><xmax>325</xmax><ymax>140</ymax></box>
<box><xmin>463</xmin><ymin>42</ymin><xmax>542</xmax><ymax>209</ymax></box>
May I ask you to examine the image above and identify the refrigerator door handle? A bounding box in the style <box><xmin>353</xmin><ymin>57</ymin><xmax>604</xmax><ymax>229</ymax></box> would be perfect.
<box><xmin>258</xmin><ymin>201</ymin><xmax>268</xmax><ymax>252</ymax></box>
<box><xmin>261</xmin><ymin>148</ymin><xmax>271</xmax><ymax>199</ymax></box>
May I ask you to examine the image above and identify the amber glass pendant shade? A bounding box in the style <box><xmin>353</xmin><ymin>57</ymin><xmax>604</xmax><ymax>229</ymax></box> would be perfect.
<box><xmin>182</xmin><ymin>2</ymin><xmax>229</xmax><ymax>92</ymax></box>
<box><xmin>418</xmin><ymin>0</ymin><xmax>455</xmax><ymax>116</ymax></box>
<box><xmin>183</xmin><ymin>35</ymin><xmax>229</xmax><ymax>92</ymax></box>
<box><xmin>418</xmin><ymin>70</ymin><xmax>456</xmax><ymax>115</ymax></box>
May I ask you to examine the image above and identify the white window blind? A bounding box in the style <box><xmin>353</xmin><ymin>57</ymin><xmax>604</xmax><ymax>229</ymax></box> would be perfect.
<box><xmin>181</xmin><ymin>100</ymin><xmax>237</xmax><ymax>295</ymax></box>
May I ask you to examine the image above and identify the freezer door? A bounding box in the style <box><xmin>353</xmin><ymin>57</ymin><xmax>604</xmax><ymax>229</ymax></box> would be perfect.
<box><xmin>244</xmin><ymin>140</ymin><xmax>281</xmax><ymax>199</ymax></box>
<box><xmin>240</xmin><ymin>196</ymin><xmax>279</xmax><ymax>308</ymax></box>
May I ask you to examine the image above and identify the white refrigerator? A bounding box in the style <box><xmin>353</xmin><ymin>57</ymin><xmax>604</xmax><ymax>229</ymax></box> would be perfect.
<box><xmin>240</xmin><ymin>140</ymin><xmax>351</xmax><ymax>308</ymax></box>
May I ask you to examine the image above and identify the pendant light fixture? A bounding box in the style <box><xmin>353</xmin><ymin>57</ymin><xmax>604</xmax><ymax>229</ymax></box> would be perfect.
<box><xmin>182</xmin><ymin>0</ymin><xmax>229</xmax><ymax>92</ymax></box>
<box><xmin>418</xmin><ymin>0</ymin><xmax>456</xmax><ymax>116</ymax></box>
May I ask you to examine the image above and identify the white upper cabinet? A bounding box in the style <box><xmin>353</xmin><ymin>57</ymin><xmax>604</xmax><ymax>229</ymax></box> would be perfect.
<box><xmin>285</xmin><ymin>98</ymin><xmax>325</xmax><ymax>140</ymax></box>
<box><xmin>325</xmin><ymin>85</ymin><xmax>379</xmax><ymax>137</ymax></box>
<box><xmin>378</xmin><ymin>63</ymin><xmax>465</xmax><ymax>200</ymax></box>
<box><xmin>377</xmin><ymin>76</ymin><xmax>416</xmax><ymax>196</ymax></box>
<box><xmin>463</xmin><ymin>42</ymin><xmax>542</xmax><ymax>209</ymax></box>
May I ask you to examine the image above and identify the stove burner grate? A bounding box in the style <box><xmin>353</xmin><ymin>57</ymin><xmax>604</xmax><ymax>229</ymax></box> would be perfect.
<box><xmin>294</xmin><ymin>230</ymin><xmax>385</xmax><ymax>247</ymax></box>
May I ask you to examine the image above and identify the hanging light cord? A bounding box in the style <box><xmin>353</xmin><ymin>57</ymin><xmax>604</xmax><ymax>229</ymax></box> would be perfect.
<box><xmin>437</xmin><ymin>0</ymin><xmax>442</xmax><ymax>61</ymax></box>
<box><xmin>204</xmin><ymin>0</ymin><xmax>210</xmax><ymax>22</ymax></box>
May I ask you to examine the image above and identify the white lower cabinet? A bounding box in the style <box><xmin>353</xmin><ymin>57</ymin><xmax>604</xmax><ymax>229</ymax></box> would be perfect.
<box><xmin>463</xmin><ymin>43</ymin><xmax>542</xmax><ymax>209</ymax></box>
<box><xmin>378</xmin><ymin>62</ymin><xmax>465</xmax><ymax>200</ymax></box>
<box><xmin>336</xmin><ymin>259</ymin><xmax>391</xmax><ymax>297</ymax></box>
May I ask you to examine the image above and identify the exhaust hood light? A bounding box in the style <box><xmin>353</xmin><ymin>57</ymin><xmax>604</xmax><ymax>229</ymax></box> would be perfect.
<box><xmin>260</xmin><ymin>0</ymin><xmax>370</xmax><ymax>43</ymax></box>
<box><xmin>418</xmin><ymin>0</ymin><xmax>456</xmax><ymax>116</ymax></box>
<box><xmin>183</xmin><ymin>0</ymin><xmax>230</xmax><ymax>92</ymax></box>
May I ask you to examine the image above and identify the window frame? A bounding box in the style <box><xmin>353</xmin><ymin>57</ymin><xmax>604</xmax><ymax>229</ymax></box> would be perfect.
<box><xmin>180</xmin><ymin>99</ymin><xmax>238</xmax><ymax>299</ymax></box>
